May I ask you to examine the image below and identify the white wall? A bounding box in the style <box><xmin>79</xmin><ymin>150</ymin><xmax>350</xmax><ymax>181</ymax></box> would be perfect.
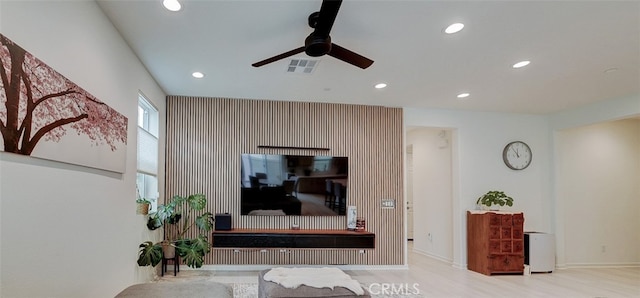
<box><xmin>404</xmin><ymin>109</ymin><xmax>552</xmax><ymax>268</ymax></box>
<box><xmin>556</xmin><ymin>119</ymin><xmax>640</xmax><ymax>267</ymax></box>
<box><xmin>407</xmin><ymin>128</ymin><xmax>453</xmax><ymax>262</ymax></box>
<box><xmin>0</xmin><ymin>1</ymin><xmax>166</xmax><ymax>297</ymax></box>
<box><xmin>405</xmin><ymin>94</ymin><xmax>640</xmax><ymax>269</ymax></box>
<box><xmin>550</xmin><ymin>94</ymin><xmax>640</xmax><ymax>267</ymax></box>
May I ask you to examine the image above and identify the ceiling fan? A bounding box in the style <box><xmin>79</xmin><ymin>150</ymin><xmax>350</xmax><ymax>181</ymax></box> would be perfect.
<box><xmin>252</xmin><ymin>0</ymin><xmax>374</xmax><ymax>69</ymax></box>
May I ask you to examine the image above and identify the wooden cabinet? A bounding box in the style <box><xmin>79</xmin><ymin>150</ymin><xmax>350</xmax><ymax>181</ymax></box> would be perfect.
<box><xmin>467</xmin><ymin>211</ymin><xmax>524</xmax><ymax>275</ymax></box>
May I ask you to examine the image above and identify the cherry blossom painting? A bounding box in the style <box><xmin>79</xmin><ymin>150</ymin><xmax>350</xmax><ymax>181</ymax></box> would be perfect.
<box><xmin>0</xmin><ymin>33</ymin><xmax>128</xmax><ymax>173</ymax></box>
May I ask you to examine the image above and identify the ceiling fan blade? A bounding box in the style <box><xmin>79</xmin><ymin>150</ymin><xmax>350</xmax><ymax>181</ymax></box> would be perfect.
<box><xmin>313</xmin><ymin>0</ymin><xmax>342</xmax><ymax>38</ymax></box>
<box><xmin>328</xmin><ymin>43</ymin><xmax>374</xmax><ymax>69</ymax></box>
<box><xmin>252</xmin><ymin>46</ymin><xmax>306</xmax><ymax>67</ymax></box>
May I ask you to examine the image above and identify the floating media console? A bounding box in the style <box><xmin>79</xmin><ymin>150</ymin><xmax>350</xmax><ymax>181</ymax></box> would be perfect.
<box><xmin>212</xmin><ymin>229</ymin><xmax>375</xmax><ymax>249</ymax></box>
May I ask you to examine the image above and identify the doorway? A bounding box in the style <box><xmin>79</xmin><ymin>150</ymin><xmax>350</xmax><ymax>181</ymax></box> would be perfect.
<box><xmin>406</xmin><ymin>127</ymin><xmax>454</xmax><ymax>262</ymax></box>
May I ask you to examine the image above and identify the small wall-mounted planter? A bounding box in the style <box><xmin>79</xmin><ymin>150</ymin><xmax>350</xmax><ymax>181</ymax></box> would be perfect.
<box><xmin>136</xmin><ymin>203</ymin><xmax>150</xmax><ymax>215</ymax></box>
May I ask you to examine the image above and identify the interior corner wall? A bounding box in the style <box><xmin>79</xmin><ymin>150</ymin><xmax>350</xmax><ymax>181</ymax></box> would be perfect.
<box><xmin>404</xmin><ymin>108</ymin><xmax>552</xmax><ymax>268</ymax></box>
<box><xmin>165</xmin><ymin>96</ymin><xmax>404</xmax><ymax>265</ymax></box>
<box><xmin>0</xmin><ymin>2</ymin><xmax>166</xmax><ymax>298</ymax></box>
<box><xmin>556</xmin><ymin>119</ymin><xmax>640</xmax><ymax>266</ymax></box>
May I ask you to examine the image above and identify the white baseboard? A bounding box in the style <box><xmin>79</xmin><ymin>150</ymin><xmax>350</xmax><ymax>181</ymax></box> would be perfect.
<box><xmin>559</xmin><ymin>262</ymin><xmax>640</xmax><ymax>269</ymax></box>
<box><xmin>411</xmin><ymin>248</ymin><xmax>453</xmax><ymax>264</ymax></box>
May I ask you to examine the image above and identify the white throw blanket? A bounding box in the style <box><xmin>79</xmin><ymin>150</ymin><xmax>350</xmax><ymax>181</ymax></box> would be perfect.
<box><xmin>263</xmin><ymin>267</ymin><xmax>365</xmax><ymax>295</ymax></box>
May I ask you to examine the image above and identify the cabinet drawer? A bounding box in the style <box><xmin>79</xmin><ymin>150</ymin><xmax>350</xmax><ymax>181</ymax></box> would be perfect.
<box><xmin>513</xmin><ymin>213</ymin><xmax>524</xmax><ymax>226</ymax></box>
<box><xmin>489</xmin><ymin>240</ymin><xmax>501</xmax><ymax>254</ymax></box>
<box><xmin>501</xmin><ymin>240</ymin><xmax>512</xmax><ymax>253</ymax></box>
<box><xmin>501</xmin><ymin>227</ymin><xmax>512</xmax><ymax>239</ymax></box>
<box><xmin>489</xmin><ymin>255</ymin><xmax>524</xmax><ymax>272</ymax></box>
<box><xmin>501</xmin><ymin>215</ymin><xmax>513</xmax><ymax>226</ymax></box>
<box><xmin>489</xmin><ymin>213</ymin><xmax>501</xmax><ymax>225</ymax></box>
<box><xmin>512</xmin><ymin>228</ymin><xmax>523</xmax><ymax>239</ymax></box>
<box><xmin>489</xmin><ymin>227</ymin><xmax>500</xmax><ymax>239</ymax></box>
<box><xmin>513</xmin><ymin>240</ymin><xmax>524</xmax><ymax>253</ymax></box>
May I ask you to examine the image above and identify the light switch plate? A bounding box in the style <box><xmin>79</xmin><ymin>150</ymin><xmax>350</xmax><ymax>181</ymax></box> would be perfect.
<box><xmin>381</xmin><ymin>199</ymin><xmax>396</xmax><ymax>208</ymax></box>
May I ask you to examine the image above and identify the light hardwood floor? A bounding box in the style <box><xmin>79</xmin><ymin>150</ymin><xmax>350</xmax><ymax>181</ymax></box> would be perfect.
<box><xmin>162</xmin><ymin>242</ymin><xmax>640</xmax><ymax>297</ymax></box>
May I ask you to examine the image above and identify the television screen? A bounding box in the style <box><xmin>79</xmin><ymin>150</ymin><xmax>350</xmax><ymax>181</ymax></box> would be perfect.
<box><xmin>241</xmin><ymin>154</ymin><xmax>348</xmax><ymax>216</ymax></box>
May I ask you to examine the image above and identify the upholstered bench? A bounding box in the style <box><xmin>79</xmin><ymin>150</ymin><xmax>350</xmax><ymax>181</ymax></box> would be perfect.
<box><xmin>115</xmin><ymin>280</ymin><xmax>233</xmax><ymax>298</ymax></box>
<box><xmin>258</xmin><ymin>268</ymin><xmax>370</xmax><ymax>298</ymax></box>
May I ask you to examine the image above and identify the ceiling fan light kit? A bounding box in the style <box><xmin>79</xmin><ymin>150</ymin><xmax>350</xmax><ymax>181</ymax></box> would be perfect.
<box><xmin>252</xmin><ymin>0</ymin><xmax>374</xmax><ymax>69</ymax></box>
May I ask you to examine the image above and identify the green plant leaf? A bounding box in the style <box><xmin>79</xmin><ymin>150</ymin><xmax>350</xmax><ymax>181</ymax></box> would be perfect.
<box><xmin>196</xmin><ymin>212</ymin><xmax>214</xmax><ymax>231</ymax></box>
<box><xmin>180</xmin><ymin>247</ymin><xmax>204</xmax><ymax>268</ymax></box>
<box><xmin>167</xmin><ymin>213</ymin><xmax>182</xmax><ymax>224</ymax></box>
<box><xmin>137</xmin><ymin>241</ymin><xmax>163</xmax><ymax>267</ymax></box>
<box><xmin>192</xmin><ymin>234</ymin><xmax>211</xmax><ymax>255</ymax></box>
<box><xmin>174</xmin><ymin>235</ymin><xmax>209</xmax><ymax>268</ymax></box>
<box><xmin>187</xmin><ymin>194</ymin><xmax>206</xmax><ymax>211</ymax></box>
<box><xmin>477</xmin><ymin>190</ymin><xmax>514</xmax><ymax>207</ymax></box>
<box><xmin>146</xmin><ymin>216</ymin><xmax>162</xmax><ymax>230</ymax></box>
<box><xmin>154</xmin><ymin>204</ymin><xmax>173</xmax><ymax>222</ymax></box>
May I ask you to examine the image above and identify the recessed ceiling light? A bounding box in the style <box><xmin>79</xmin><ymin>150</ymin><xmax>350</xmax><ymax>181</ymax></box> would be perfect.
<box><xmin>604</xmin><ymin>67</ymin><xmax>618</xmax><ymax>74</ymax></box>
<box><xmin>163</xmin><ymin>0</ymin><xmax>181</xmax><ymax>12</ymax></box>
<box><xmin>457</xmin><ymin>93</ymin><xmax>470</xmax><ymax>98</ymax></box>
<box><xmin>192</xmin><ymin>71</ymin><xmax>204</xmax><ymax>78</ymax></box>
<box><xmin>513</xmin><ymin>60</ymin><xmax>531</xmax><ymax>68</ymax></box>
<box><xmin>444</xmin><ymin>23</ymin><xmax>465</xmax><ymax>34</ymax></box>
<box><xmin>375</xmin><ymin>83</ymin><xmax>387</xmax><ymax>89</ymax></box>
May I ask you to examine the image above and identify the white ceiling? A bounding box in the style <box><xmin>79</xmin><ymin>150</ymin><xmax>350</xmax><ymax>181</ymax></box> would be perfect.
<box><xmin>96</xmin><ymin>0</ymin><xmax>639</xmax><ymax>114</ymax></box>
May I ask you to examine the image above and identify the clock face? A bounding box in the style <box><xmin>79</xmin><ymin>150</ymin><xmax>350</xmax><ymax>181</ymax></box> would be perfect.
<box><xmin>502</xmin><ymin>141</ymin><xmax>532</xmax><ymax>170</ymax></box>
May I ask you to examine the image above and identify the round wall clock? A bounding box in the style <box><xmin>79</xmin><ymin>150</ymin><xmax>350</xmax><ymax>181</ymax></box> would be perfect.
<box><xmin>502</xmin><ymin>141</ymin><xmax>532</xmax><ymax>170</ymax></box>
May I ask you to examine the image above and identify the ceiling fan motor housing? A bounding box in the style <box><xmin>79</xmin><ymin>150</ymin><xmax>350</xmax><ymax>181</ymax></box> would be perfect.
<box><xmin>305</xmin><ymin>34</ymin><xmax>332</xmax><ymax>57</ymax></box>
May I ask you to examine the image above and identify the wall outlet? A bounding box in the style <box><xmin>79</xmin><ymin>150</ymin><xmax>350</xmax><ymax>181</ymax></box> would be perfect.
<box><xmin>381</xmin><ymin>199</ymin><xmax>396</xmax><ymax>208</ymax></box>
<box><xmin>601</xmin><ymin>245</ymin><xmax>606</xmax><ymax>253</ymax></box>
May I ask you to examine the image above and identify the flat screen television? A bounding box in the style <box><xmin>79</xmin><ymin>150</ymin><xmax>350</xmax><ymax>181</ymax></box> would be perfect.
<box><xmin>241</xmin><ymin>154</ymin><xmax>348</xmax><ymax>216</ymax></box>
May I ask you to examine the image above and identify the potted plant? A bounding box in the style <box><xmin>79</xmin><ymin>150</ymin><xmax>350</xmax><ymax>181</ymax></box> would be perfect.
<box><xmin>476</xmin><ymin>190</ymin><xmax>514</xmax><ymax>210</ymax></box>
<box><xmin>136</xmin><ymin>198</ymin><xmax>152</xmax><ymax>215</ymax></box>
<box><xmin>137</xmin><ymin>193</ymin><xmax>214</xmax><ymax>269</ymax></box>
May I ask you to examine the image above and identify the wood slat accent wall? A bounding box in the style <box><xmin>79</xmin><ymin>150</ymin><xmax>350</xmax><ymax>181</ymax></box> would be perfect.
<box><xmin>165</xmin><ymin>96</ymin><xmax>403</xmax><ymax>265</ymax></box>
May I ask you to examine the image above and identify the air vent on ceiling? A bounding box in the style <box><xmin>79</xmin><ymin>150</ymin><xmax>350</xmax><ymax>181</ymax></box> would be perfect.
<box><xmin>287</xmin><ymin>59</ymin><xmax>319</xmax><ymax>74</ymax></box>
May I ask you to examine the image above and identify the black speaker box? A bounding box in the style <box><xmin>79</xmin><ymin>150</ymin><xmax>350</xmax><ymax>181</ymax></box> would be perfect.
<box><xmin>215</xmin><ymin>213</ymin><xmax>232</xmax><ymax>230</ymax></box>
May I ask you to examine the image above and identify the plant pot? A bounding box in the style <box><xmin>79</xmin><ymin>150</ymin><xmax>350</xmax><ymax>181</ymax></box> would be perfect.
<box><xmin>136</xmin><ymin>203</ymin><xmax>150</xmax><ymax>215</ymax></box>
<box><xmin>161</xmin><ymin>241</ymin><xmax>176</xmax><ymax>259</ymax></box>
<box><xmin>479</xmin><ymin>204</ymin><xmax>499</xmax><ymax>211</ymax></box>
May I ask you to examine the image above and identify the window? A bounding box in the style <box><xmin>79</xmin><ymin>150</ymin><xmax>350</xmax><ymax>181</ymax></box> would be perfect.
<box><xmin>137</xmin><ymin>94</ymin><xmax>159</xmax><ymax>212</ymax></box>
<box><xmin>313</xmin><ymin>156</ymin><xmax>332</xmax><ymax>172</ymax></box>
<box><xmin>241</xmin><ymin>154</ymin><xmax>285</xmax><ymax>185</ymax></box>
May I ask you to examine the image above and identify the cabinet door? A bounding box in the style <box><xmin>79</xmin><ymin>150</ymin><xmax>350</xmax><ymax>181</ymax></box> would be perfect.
<box><xmin>489</xmin><ymin>255</ymin><xmax>524</xmax><ymax>272</ymax></box>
